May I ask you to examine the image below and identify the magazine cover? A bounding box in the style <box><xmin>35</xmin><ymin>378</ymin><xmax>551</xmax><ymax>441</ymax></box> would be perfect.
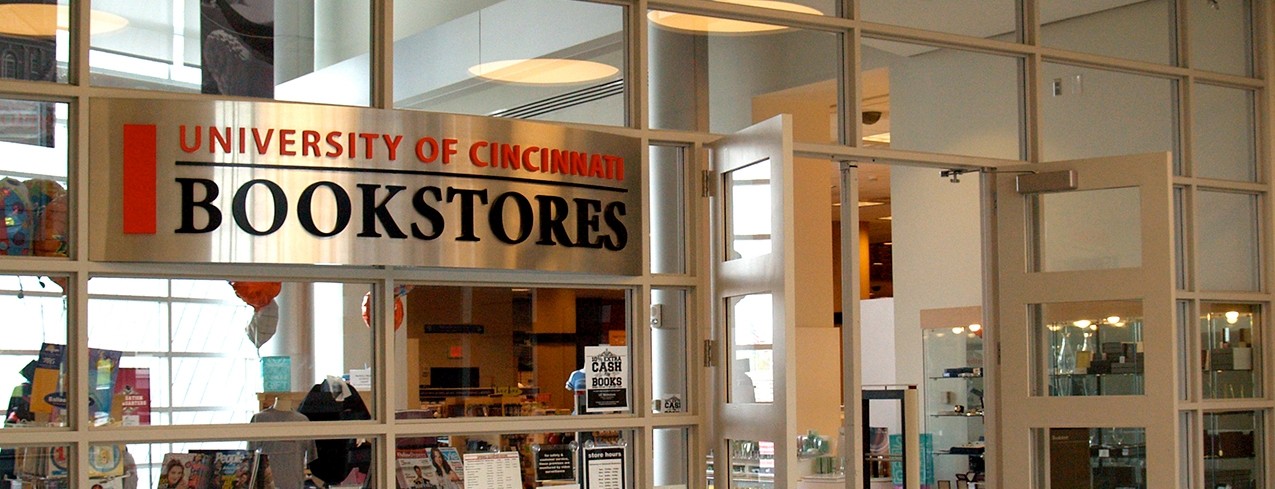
<box><xmin>194</xmin><ymin>449</ymin><xmax>259</xmax><ymax>489</ymax></box>
<box><xmin>110</xmin><ymin>367</ymin><xmax>151</xmax><ymax>426</ymax></box>
<box><xmin>395</xmin><ymin>449</ymin><xmax>431</xmax><ymax>489</ymax></box>
<box><xmin>438</xmin><ymin>447</ymin><xmax>464</xmax><ymax>482</ymax></box>
<box><xmin>156</xmin><ymin>453</ymin><xmax>213</xmax><ymax>489</ymax></box>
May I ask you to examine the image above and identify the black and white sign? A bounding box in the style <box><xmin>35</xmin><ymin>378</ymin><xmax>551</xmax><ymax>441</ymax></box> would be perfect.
<box><xmin>534</xmin><ymin>445</ymin><xmax>575</xmax><ymax>482</ymax></box>
<box><xmin>583</xmin><ymin>446</ymin><xmax>625</xmax><ymax>489</ymax></box>
<box><xmin>584</xmin><ymin>346</ymin><xmax>628</xmax><ymax>413</ymax></box>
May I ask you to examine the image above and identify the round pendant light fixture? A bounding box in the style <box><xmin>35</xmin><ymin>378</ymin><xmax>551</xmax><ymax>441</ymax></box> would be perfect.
<box><xmin>648</xmin><ymin>0</ymin><xmax>822</xmax><ymax>34</ymax></box>
<box><xmin>468</xmin><ymin>58</ymin><xmax>619</xmax><ymax>85</ymax></box>
<box><xmin>0</xmin><ymin>3</ymin><xmax>128</xmax><ymax>37</ymax></box>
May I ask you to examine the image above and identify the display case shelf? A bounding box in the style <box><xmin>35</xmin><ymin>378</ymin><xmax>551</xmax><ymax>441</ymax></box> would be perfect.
<box><xmin>922</xmin><ymin>325</ymin><xmax>985</xmax><ymax>487</ymax></box>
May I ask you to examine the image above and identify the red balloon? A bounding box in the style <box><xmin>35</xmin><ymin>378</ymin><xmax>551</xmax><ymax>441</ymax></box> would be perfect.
<box><xmin>229</xmin><ymin>281</ymin><xmax>281</xmax><ymax>310</ymax></box>
<box><xmin>361</xmin><ymin>292</ymin><xmax>404</xmax><ymax>330</ymax></box>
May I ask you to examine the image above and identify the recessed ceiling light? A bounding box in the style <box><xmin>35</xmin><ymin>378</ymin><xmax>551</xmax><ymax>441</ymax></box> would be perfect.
<box><xmin>879</xmin><ymin>216</ymin><xmax>892</xmax><ymax>221</ymax></box>
<box><xmin>648</xmin><ymin>0</ymin><xmax>822</xmax><ymax>34</ymax></box>
<box><xmin>0</xmin><ymin>4</ymin><xmax>128</xmax><ymax>37</ymax></box>
<box><xmin>469</xmin><ymin>58</ymin><xmax>619</xmax><ymax>85</ymax></box>
<box><xmin>858</xmin><ymin>201</ymin><xmax>884</xmax><ymax>208</ymax></box>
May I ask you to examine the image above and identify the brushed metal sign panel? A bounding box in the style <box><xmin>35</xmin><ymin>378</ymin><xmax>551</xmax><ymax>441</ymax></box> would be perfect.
<box><xmin>89</xmin><ymin>98</ymin><xmax>642</xmax><ymax>275</ymax></box>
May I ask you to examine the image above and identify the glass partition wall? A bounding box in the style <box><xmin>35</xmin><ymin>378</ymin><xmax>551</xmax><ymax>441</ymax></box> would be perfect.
<box><xmin>0</xmin><ymin>0</ymin><xmax>1269</xmax><ymax>488</ymax></box>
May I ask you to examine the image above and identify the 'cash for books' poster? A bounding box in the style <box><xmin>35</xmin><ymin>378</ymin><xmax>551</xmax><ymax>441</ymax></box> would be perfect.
<box><xmin>584</xmin><ymin>346</ymin><xmax>628</xmax><ymax>413</ymax></box>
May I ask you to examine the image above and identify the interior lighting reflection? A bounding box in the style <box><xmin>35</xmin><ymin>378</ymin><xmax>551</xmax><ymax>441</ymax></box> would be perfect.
<box><xmin>0</xmin><ymin>4</ymin><xmax>128</xmax><ymax>36</ymax></box>
<box><xmin>1072</xmin><ymin>319</ymin><xmax>1092</xmax><ymax>329</ymax></box>
<box><xmin>648</xmin><ymin>0</ymin><xmax>822</xmax><ymax>34</ymax></box>
<box><xmin>951</xmin><ymin>326</ymin><xmax>964</xmax><ymax>334</ymax></box>
<box><xmin>1225</xmin><ymin>311</ymin><xmax>1240</xmax><ymax>324</ymax></box>
<box><xmin>468</xmin><ymin>58</ymin><xmax>619</xmax><ymax>85</ymax></box>
<box><xmin>968</xmin><ymin>323</ymin><xmax>982</xmax><ymax>332</ymax></box>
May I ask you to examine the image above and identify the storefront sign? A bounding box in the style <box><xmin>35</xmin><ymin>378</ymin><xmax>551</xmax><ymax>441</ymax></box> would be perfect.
<box><xmin>584</xmin><ymin>346</ymin><xmax>628</xmax><ymax>413</ymax></box>
<box><xmin>583</xmin><ymin>446</ymin><xmax>625</xmax><ymax>489</ymax></box>
<box><xmin>89</xmin><ymin>98</ymin><xmax>642</xmax><ymax>275</ymax></box>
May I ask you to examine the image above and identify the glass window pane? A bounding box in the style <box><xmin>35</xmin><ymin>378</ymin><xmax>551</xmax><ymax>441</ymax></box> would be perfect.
<box><xmin>1204</xmin><ymin>411</ymin><xmax>1263</xmax><ymax>488</ymax></box>
<box><xmin>652</xmin><ymin>145</ymin><xmax>687</xmax><ymax>274</ymax></box>
<box><xmin>860</xmin><ymin>0</ymin><xmax>1017</xmax><ymax>40</ymax></box>
<box><xmin>399</xmin><ymin>286</ymin><xmax>630</xmax><ymax>418</ymax></box>
<box><xmin>722</xmin><ymin>439</ymin><xmax>774</xmax><ymax>489</ymax></box>
<box><xmin>653</xmin><ymin>288</ymin><xmax>689</xmax><ymax>415</ymax></box>
<box><xmin>1044</xmin><ymin>427</ymin><xmax>1147</xmax><ymax>488</ymax></box>
<box><xmin>1201</xmin><ymin>304</ymin><xmax>1260</xmax><ymax>399</ymax></box>
<box><xmin>655</xmin><ymin>427</ymin><xmax>690</xmax><ymax>487</ymax></box>
<box><xmin>0</xmin><ymin>1</ymin><xmax>67</xmax><ymax>83</ymax></box>
<box><xmin>648</xmin><ymin>12</ymin><xmax>839</xmax><ymax>143</ymax></box>
<box><xmin>1041</xmin><ymin>0</ymin><xmax>1174</xmax><ymax>65</ymax></box>
<box><xmin>1036</xmin><ymin>300</ymin><xmax>1144</xmax><ymax>397</ymax></box>
<box><xmin>1034</xmin><ymin>187</ymin><xmax>1141</xmax><ymax>272</ymax></box>
<box><xmin>1188</xmin><ymin>0</ymin><xmax>1252</xmax><ymax>76</ymax></box>
<box><xmin>728</xmin><ymin>294</ymin><xmax>773</xmax><ymax>404</ymax></box>
<box><xmin>0</xmin><ymin>98</ymin><xmax>69</xmax><ymax>258</ymax></box>
<box><xmin>88</xmin><ymin>278</ymin><xmax>375</xmax><ymax>427</ymax></box>
<box><xmin>1196</xmin><ymin>191</ymin><xmax>1259</xmax><ymax>292</ymax></box>
<box><xmin>389</xmin><ymin>430</ymin><xmax>630</xmax><ymax>489</ymax></box>
<box><xmin>105</xmin><ymin>437</ymin><xmax>373</xmax><ymax>489</ymax></box>
<box><xmin>1193</xmin><ymin>84</ymin><xmax>1257</xmax><ymax>182</ymax></box>
<box><xmin>0</xmin><ymin>444</ymin><xmax>73</xmax><ymax>486</ymax></box>
<box><xmin>394</xmin><ymin>0</ymin><xmax>624</xmax><ymax>126</ymax></box>
<box><xmin>861</xmin><ymin>40</ymin><xmax>1022</xmax><ymax>159</ymax></box>
<box><xmin>90</xmin><ymin>1</ymin><xmax>372</xmax><ymax>105</ymax></box>
<box><xmin>0</xmin><ymin>275</ymin><xmax>68</xmax><ymax>428</ymax></box>
<box><xmin>725</xmin><ymin>160</ymin><xmax>772</xmax><ymax>260</ymax></box>
<box><xmin>1041</xmin><ymin>63</ymin><xmax>1177</xmax><ymax>164</ymax></box>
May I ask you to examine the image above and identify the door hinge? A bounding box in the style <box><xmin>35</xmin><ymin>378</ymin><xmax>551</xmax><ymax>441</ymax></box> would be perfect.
<box><xmin>701</xmin><ymin>170</ymin><xmax>714</xmax><ymax>198</ymax></box>
<box><xmin>703</xmin><ymin>339</ymin><xmax>718</xmax><ymax>367</ymax></box>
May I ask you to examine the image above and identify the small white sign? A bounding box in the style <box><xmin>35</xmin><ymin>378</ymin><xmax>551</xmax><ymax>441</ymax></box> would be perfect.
<box><xmin>348</xmin><ymin>367</ymin><xmax>372</xmax><ymax>392</ymax></box>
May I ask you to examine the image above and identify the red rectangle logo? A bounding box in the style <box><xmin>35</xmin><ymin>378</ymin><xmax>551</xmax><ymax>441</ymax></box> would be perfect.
<box><xmin>122</xmin><ymin>124</ymin><xmax>156</xmax><ymax>234</ymax></box>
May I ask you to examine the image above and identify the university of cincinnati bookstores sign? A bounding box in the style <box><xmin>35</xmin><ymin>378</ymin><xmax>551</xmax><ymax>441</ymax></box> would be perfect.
<box><xmin>89</xmin><ymin>99</ymin><xmax>642</xmax><ymax>275</ymax></box>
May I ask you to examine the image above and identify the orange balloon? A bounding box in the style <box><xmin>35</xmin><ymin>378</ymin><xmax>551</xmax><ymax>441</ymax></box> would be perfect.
<box><xmin>361</xmin><ymin>292</ymin><xmax>404</xmax><ymax>330</ymax></box>
<box><xmin>229</xmin><ymin>281</ymin><xmax>282</xmax><ymax>310</ymax></box>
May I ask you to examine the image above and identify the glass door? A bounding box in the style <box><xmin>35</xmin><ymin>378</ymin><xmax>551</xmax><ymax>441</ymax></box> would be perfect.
<box><xmin>994</xmin><ymin>152</ymin><xmax>1176</xmax><ymax>488</ymax></box>
<box><xmin>708</xmin><ymin>115</ymin><xmax>799</xmax><ymax>488</ymax></box>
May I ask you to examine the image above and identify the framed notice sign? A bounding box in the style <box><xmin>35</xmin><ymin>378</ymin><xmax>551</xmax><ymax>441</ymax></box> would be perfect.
<box><xmin>583</xmin><ymin>446</ymin><xmax>625</xmax><ymax>489</ymax></box>
<box><xmin>583</xmin><ymin>346</ymin><xmax>628</xmax><ymax>413</ymax></box>
<box><xmin>462</xmin><ymin>452</ymin><xmax>522</xmax><ymax>489</ymax></box>
<box><xmin>534</xmin><ymin>445</ymin><xmax>575</xmax><ymax>482</ymax></box>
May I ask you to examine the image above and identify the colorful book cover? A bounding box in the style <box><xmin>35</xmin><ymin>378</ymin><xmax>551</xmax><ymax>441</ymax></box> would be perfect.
<box><xmin>155</xmin><ymin>453</ymin><xmax>214</xmax><ymax>489</ymax></box>
<box><xmin>88</xmin><ymin>348</ymin><xmax>123</xmax><ymax>423</ymax></box>
<box><xmin>29</xmin><ymin>343</ymin><xmax>65</xmax><ymax>417</ymax></box>
<box><xmin>194</xmin><ymin>449</ymin><xmax>259</xmax><ymax>489</ymax></box>
<box><xmin>111</xmin><ymin>367</ymin><xmax>151</xmax><ymax>426</ymax></box>
<box><xmin>88</xmin><ymin>444</ymin><xmax>125</xmax><ymax>479</ymax></box>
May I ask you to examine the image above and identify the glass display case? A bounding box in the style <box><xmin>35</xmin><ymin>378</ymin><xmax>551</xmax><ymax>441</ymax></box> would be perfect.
<box><xmin>923</xmin><ymin>324</ymin><xmax>985</xmax><ymax>486</ymax></box>
<box><xmin>1204</xmin><ymin>411</ymin><xmax>1262</xmax><ymax>489</ymax></box>
<box><xmin>1038</xmin><ymin>300</ymin><xmax>1144</xmax><ymax>397</ymax></box>
<box><xmin>1046</xmin><ymin>427</ymin><xmax>1147</xmax><ymax>489</ymax></box>
<box><xmin>1201</xmin><ymin>304</ymin><xmax>1260</xmax><ymax>400</ymax></box>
